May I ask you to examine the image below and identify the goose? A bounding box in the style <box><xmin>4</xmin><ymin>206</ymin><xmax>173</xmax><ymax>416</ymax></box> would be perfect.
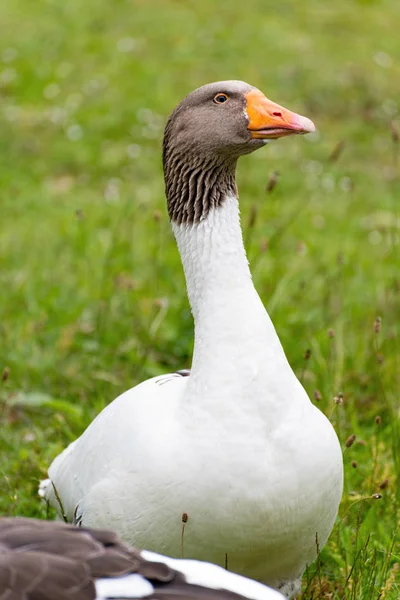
<box><xmin>41</xmin><ymin>80</ymin><xmax>343</xmax><ymax>599</ymax></box>
<box><xmin>0</xmin><ymin>517</ymin><xmax>284</xmax><ymax>600</ymax></box>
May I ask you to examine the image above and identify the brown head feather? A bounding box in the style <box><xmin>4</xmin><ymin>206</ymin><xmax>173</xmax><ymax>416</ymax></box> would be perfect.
<box><xmin>163</xmin><ymin>81</ymin><xmax>264</xmax><ymax>225</ymax></box>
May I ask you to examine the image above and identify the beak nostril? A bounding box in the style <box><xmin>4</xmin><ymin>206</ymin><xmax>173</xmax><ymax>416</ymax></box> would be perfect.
<box><xmin>272</xmin><ymin>111</ymin><xmax>282</xmax><ymax>117</ymax></box>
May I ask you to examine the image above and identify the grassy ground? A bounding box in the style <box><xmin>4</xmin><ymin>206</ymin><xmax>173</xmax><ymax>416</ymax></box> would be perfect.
<box><xmin>0</xmin><ymin>0</ymin><xmax>399</xmax><ymax>597</ymax></box>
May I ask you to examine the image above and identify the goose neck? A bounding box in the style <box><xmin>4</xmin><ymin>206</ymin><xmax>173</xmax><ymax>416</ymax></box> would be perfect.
<box><xmin>172</xmin><ymin>194</ymin><xmax>256</xmax><ymax>321</ymax></box>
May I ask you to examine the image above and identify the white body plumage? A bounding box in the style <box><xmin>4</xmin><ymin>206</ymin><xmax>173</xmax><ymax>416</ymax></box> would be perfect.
<box><xmin>44</xmin><ymin>195</ymin><xmax>343</xmax><ymax>597</ymax></box>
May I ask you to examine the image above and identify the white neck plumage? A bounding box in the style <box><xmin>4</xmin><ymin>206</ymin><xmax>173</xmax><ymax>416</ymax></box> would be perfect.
<box><xmin>172</xmin><ymin>194</ymin><xmax>252</xmax><ymax>321</ymax></box>
<box><xmin>172</xmin><ymin>193</ymin><xmax>304</xmax><ymax>421</ymax></box>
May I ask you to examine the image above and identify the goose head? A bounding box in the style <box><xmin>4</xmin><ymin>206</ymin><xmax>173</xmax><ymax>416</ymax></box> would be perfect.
<box><xmin>164</xmin><ymin>80</ymin><xmax>314</xmax><ymax>157</ymax></box>
<box><xmin>163</xmin><ymin>80</ymin><xmax>315</xmax><ymax>224</ymax></box>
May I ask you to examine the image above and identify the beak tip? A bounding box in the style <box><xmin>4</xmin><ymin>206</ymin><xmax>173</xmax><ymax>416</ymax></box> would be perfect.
<box><xmin>299</xmin><ymin>115</ymin><xmax>316</xmax><ymax>134</ymax></box>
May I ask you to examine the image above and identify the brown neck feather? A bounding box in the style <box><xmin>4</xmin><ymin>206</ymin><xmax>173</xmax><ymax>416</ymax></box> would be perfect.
<box><xmin>163</xmin><ymin>126</ymin><xmax>237</xmax><ymax>225</ymax></box>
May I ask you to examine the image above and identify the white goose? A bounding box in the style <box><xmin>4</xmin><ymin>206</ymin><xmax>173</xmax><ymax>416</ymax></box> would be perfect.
<box><xmin>0</xmin><ymin>517</ymin><xmax>284</xmax><ymax>600</ymax></box>
<box><xmin>41</xmin><ymin>81</ymin><xmax>343</xmax><ymax>599</ymax></box>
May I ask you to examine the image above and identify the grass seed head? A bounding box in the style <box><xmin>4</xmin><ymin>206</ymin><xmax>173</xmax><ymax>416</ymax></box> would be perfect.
<box><xmin>391</xmin><ymin>120</ymin><xmax>399</xmax><ymax>143</ymax></box>
<box><xmin>374</xmin><ymin>316</ymin><xmax>382</xmax><ymax>333</ymax></box>
<box><xmin>247</xmin><ymin>204</ymin><xmax>258</xmax><ymax>229</ymax></box>
<box><xmin>314</xmin><ymin>389</ymin><xmax>322</xmax><ymax>401</ymax></box>
<box><xmin>265</xmin><ymin>170</ymin><xmax>280</xmax><ymax>193</ymax></box>
<box><xmin>2</xmin><ymin>367</ymin><xmax>10</xmax><ymax>382</ymax></box>
<box><xmin>329</xmin><ymin>140</ymin><xmax>345</xmax><ymax>163</ymax></box>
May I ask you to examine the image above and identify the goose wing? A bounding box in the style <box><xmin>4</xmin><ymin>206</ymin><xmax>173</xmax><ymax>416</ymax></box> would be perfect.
<box><xmin>0</xmin><ymin>518</ymin><xmax>284</xmax><ymax>600</ymax></box>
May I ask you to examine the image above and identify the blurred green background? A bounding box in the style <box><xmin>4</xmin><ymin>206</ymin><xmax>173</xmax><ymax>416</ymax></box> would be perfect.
<box><xmin>0</xmin><ymin>0</ymin><xmax>399</xmax><ymax>597</ymax></box>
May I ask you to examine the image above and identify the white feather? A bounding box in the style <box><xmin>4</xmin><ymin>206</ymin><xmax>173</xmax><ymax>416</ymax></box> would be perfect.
<box><xmin>95</xmin><ymin>574</ymin><xmax>153</xmax><ymax>599</ymax></box>
<box><xmin>43</xmin><ymin>195</ymin><xmax>343</xmax><ymax>596</ymax></box>
<box><xmin>142</xmin><ymin>551</ymin><xmax>285</xmax><ymax>600</ymax></box>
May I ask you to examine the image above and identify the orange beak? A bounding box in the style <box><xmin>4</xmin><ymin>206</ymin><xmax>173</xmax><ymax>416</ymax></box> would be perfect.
<box><xmin>246</xmin><ymin>89</ymin><xmax>315</xmax><ymax>139</ymax></box>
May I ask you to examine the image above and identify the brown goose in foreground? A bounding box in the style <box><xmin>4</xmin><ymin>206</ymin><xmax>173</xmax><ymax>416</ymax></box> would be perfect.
<box><xmin>0</xmin><ymin>517</ymin><xmax>284</xmax><ymax>600</ymax></box>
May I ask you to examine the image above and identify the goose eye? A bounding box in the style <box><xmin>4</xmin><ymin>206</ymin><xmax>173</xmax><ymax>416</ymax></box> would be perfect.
<box><xmin>213</xmin><ymin>93</ymin><xmax>228</xmax><ymax>104</ymax></box>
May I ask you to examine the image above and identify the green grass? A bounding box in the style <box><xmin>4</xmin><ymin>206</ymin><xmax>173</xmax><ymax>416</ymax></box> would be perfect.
<box><xmin>0</xmin><ymin>0</ymin><xmax>399</xmax><ymax>597</ymax></box>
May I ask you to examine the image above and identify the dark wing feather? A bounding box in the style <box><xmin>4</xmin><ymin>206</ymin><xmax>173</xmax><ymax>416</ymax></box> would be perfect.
<box><xmin>0</xmin><ymin>518</ymin><xmax>177</xmax><ymax>600</ymax></box>
<box><xmin>0</xmin><ymin>518</ymin><xmax>266</xmax><ymax>600</ymax></box>
<box><xmin>0</xmin><ymin>551</ymin><xmax>95</xmax><ymax>600</ymax></box>
<box><xmin>149</xmin><ymin>572</ymin><xmax>261</xmax><ymax>600</ymax></box>
<box><xmin>148</xmin><ymin>588</ymin><xmax>255</xmax><ymax>600</ymax></box>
